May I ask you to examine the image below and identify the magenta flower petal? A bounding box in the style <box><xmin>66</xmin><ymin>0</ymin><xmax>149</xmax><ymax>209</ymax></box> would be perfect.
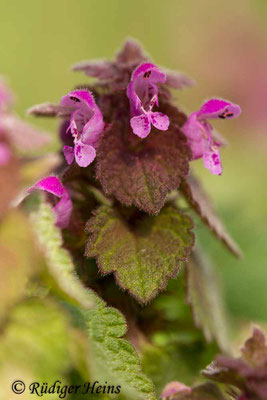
<box><xmin>63</xmin><ymin>145</ymin><xmax>75</xmax><ymax>165</ymax></box>
<box><xmin>127</xmin><ymin>63</ymin><xmax>169</xmax><ymax>138</ymax></box>
<box><xmin>131</xmin><ymin>62</ymin><xmax>166</xmax><ymax>83</ymax></box>
<box><xmin>127</xmin><ymin>63</ymin><xmax>166</xmax><ymax>115</ymax></box>
<box><xmin>61</xmin><ymin>89</ymin><xmax>96</xmax><ymax>109</ymax></box>
<box><xmin>74</xmin><ymin>140</ymin><xmax>96</xmax><ymax>167</ymax></box>
<box><xmin>198</xmin><ymin>98</ymin><xmax>241</xmax><ymax>120</ymax></box>
<box><xmin>182</xmin><ymin>112</ymin><xmax>205</xmax><ymax>141</ymax></box>
<box><xmin>82</xmin><ymin>107</ymin><xmax>104</xmax><ymax>145</ymax></box>
<box><xmin>186</xmin><ymin>138</ymin><xmax>205</xmax><ymax>160</ymax></box>
<box><xmin>130</xmin><ymin>114</ymin><xmax>151</xmax><ymax>138</ymax></box>
<box><xmin>203</xmin><ymin>148</ymin><xmax>222</xmax><ymax>175</ymax></box>
<box><xmin>60</xmin><ymin>90</ymin><xmax>104</xmax><ymax>167</ymax></box>
<box><xmin>0</xmin><ymin>143</ymin><xmax>11</xmax><ymax>166</ymax></box>
<box><xmin>28</xmin><ymin>176</ymin><xmax>72</xmax><ymax>228</ymax></box>
<box><xmin>150</xmin><ymin>112</ymin><xmax>169</xmax><ymax>131</ymax></box>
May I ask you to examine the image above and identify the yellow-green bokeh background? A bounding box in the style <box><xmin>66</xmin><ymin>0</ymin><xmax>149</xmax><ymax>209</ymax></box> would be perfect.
<box><xmin>1</xmin><ymin>0</ymin><xmax>267</xmax><ymax>324</ymax></box>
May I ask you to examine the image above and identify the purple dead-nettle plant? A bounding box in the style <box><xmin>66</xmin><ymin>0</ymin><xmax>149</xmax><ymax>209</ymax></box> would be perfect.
<box><xmin>26</xmin><ymin>39</ymin><xmax>248</xmax><ymax>400</ymax></box>
<box><xmin>29</xmin><ymin>38</ymin><xmax>242</xmax><ymax>300</ymax></box>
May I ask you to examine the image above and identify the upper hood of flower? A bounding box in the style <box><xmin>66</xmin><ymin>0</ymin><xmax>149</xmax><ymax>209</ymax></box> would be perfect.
<box><xmin>197</xmin><ymin>98</ymin><xmax>241</xmax><ymax>120</ymax></box>
<box><xmin>28</xmin><ymin>176</ymin><xmax>72</xmax><ymax>228</ymax></box>
<box><xmin>127</xmin><ymin>63</ymin><xmax>166</xmax><ymax>114</ymax></box>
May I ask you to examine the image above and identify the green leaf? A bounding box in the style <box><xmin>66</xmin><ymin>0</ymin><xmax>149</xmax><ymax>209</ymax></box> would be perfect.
<box><xmin>186</xmin><ymin>247</ymin><xmax>229</xmax><ymax>351</ymax></box>
<box><xmin>96</xmin><ymin>120</ymin><xmax>191</xmax><ymax>215</ymax></box>
<box><xmin>86</xmin><ymin>205</ymin><xmax>194</xmax><ymax>303</ymax></box>
<box><xmin>180</xmin><ymin>174</ymin><xmax>242</xmax><ymax>258</ymax></box>
<box><xmin>84</xmin><ymin>306</ymin><xmax>156</xmax><ymax>400</ymax></box>
<box><xmin>32</xmin><ymin>201</ymin><xmax>156</xmax><ymax>400</ymax></box>
<box><xmin>31</xmin><ymin>201</ymin><xmax>101</xmax><ymax>309</ymax></box>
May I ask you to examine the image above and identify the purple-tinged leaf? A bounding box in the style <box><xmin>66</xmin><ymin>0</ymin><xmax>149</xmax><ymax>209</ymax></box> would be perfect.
<box><xmin>203</xmin><ymin>327</ymin><xmax>267</xmax><ymax>400</ymax></box>
<box><xmin>72</xmin><ymin>60</ymin><xmax>115</xmax><ymax>79</ymax></box>
<box><xmin>116</xmin><ymin>38</ymin><xmax>148</xmax><ymax>65</ymax></box>
<box><xmin>72</xmin><ymin>39</ymin><xmax>148</xmax><ymax>91</ymax></box>
<box><xmin>203</xmin><ymin>358</ymin><xmax>248</xmax><ymax>389</ymax></box>
<box><xmin>241</xmin><ymin>327</ymin><xmax>267</xmax><ymax>367</ymax></box>
<box><xmin>85</xmin><ymin>205</ymin><xmax>194</xmax><ymax>304</ymax></box>
<box><xmin>180</xmin><ymin>174</ymin><xmax>242</xmax><ymax>258</ymax></box>
<box><xmin>28</xmin><ymin>103</ymin><xmax>73</xmax><ymax>117</ymax></box>
<box><xmin>96</xmin><ymin>121</ymin><xmax>192</xmax><ymax>215</ymax></box>
<box><xmin>1</xmin><ymin>115</ymin><xmax>51</xmax><ymax>150</ymax></box>
<box><xmin>165</xmin><ymin>70</ymin><xmax>195</xmax><ymax>90</ymax></box>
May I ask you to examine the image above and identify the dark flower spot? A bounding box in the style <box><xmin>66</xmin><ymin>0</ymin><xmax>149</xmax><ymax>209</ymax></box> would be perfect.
<box><xmin>143</xmin><ymin>71</ymin><xmax>151</xmax><ymax>79</ymax></box>
<box><xmin>70</xmin><ymin>96</ymin><xmax>81</xmax><ymax>103</ymax></box>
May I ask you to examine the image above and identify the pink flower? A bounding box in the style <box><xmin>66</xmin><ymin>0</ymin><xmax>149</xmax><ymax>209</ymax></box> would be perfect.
<box><xmin>127</xmin><ymin>63</ymin><xmax>170</xmax><ymax>138</ymax></box>
<box><xmin>183</xmin><ymin>99</ymin><xmax>241</xmax><ymax>175</ymax></box>
<box><xmin>60</xmin><ymin>90</ymin><xmax>104</xmax><ymax>167</ymax></box>
<box><xmin>160</xmin><ymin>381</ymin><xmax>191</xmax><ymax>399</ymax></box>
<box><xmin>28</xmin><ymin>176</ymin><xmax>72</xmax><ymax>228</ymax></box>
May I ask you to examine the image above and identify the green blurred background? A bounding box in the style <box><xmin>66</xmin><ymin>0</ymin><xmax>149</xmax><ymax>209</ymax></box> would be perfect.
<box><xmin>1</xmin><ymin>0</ymin><xmax>267</xmax><ymax>324</ymax></box>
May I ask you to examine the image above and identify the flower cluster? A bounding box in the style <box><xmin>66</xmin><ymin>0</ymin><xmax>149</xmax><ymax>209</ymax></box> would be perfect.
<box><xmin>28</xmin><ymin>40</ymin><xmax>241</xmax><ymax>228</ymax></box>
<box><xmin>60</xmin><ymin>50</ymin><xmax>240</xmax><ymax>173</ymax></box>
